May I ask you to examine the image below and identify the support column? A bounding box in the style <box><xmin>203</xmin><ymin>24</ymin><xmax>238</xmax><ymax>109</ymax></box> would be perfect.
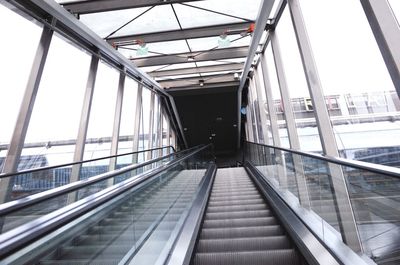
<box><xmin>146</xmin><ymin>92</ymin><xmax>155</xmax><ymax>161</ymax></box>
<box><xmin>253</xmin><ymin>68</ymin><xmax>273</xmax><ymax>145</ymax></box>
<box><xmin>271</xmin><ymin>31</ymin><xmax>310</xmax><ymax>206</ymax></box>
<box><xmin>166</xmin><ymin>116</ymin><xmax>171</xmax><ymax>154</ymax></box>
<box><xmin>360</xmin><ymin>0</ymin><xmax>400</xmax><ymax>97</ymax></box>
<box><xmin>109</xmin><ymin>70</ymin><xmax>126</xmax><ymax>174</ymax></box>
<box><xmin>132</xmin><ymin>83</ymin><xmax>143</xmax><ymax>163</ymax></box>
<box><xmin>248</xmin><ymin>80</ymin><xmax>260</xmax><ymax>143</ymax></box>
<box><xmin>288</xmin><ymin>0</ymin><xmax>361</xmax><ymax>251</ymax></box>
<box><xmin>68</xmin><ymin>55</ymin><xmax>99</xmax><ymax>202</ymax></box>
<box><xmin>0</xmin><ymin>25</ymin><xmax>53</xmax><ymax>204</ymax></box>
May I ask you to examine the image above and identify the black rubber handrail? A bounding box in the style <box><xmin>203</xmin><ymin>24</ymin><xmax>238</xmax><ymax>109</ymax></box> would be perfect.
<box><xmin>0</xmin><ymin>145</ymin><xmax>199</xmax><ymax>216</ymax></box>
<box><xmin>0</xmin><ymin>144</ymin><xmax>212</xmax><ymax>259</ymax></box>
<box><xmin>246</xmin><ymin>141</ymin><xmax>400</xmax><ymax>179</ymax></box>
<box><xmin>0</xmin><ymin>145</ymin><xmax>175</xmax><ymax>179</ymax></box>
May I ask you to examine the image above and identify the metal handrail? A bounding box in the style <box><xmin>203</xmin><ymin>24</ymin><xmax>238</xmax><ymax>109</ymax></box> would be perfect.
<box><xmin>0</xmin><ymin>144</ymin><xmax>212</xmax><ymax>258</ymax></box>
<box><xmin>0</xmin><ymin>146</ymin><xmax>175</xmax><ymax>179</ymax></box>
<box><xmin>246</xmin><ymin>141</ymin><xmax>400</xmax><ymax>179</ymax></box>
<box><xmin>0</xmin><ymin>146</ymin><xmax>197</xmax><ymax>216</ymax></box>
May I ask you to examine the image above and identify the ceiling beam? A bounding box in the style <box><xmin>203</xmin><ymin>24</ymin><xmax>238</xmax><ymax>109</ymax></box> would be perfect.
<box><xmin>60</xmin><ymin>0</ymin><xmax>204</xmax><ymax>14</ymax></box>
<box><xmin>150</xmin><ymin>63</ymin><xmax>244</xmax><ymax>78</ymax></box>
<box><xmin>132</xmin><ymin>46</ymin><xmax>249</xmax><ymax>67</ymax></box>
<box><xmin>158</xmin><ymin>73</ymin><xmax>239</xmax><ymax>88</ymax></box>
<box><xmin>107</xmin><ymin>22</ymin><xmax>252</xmax><ymax>44</ymax></box>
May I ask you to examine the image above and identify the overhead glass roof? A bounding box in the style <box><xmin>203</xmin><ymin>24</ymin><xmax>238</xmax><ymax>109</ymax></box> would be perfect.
<box><xmin>56</xmin><ymin>0</ymin><xmax>275</xmax><ymax>88</ymax></box>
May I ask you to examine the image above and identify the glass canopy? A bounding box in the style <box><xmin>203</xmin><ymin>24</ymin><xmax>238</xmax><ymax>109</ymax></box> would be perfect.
<box><xmin>56</xmin><ymin>0</ymin><xmax>279</xmax><ymax>88</ymax></box>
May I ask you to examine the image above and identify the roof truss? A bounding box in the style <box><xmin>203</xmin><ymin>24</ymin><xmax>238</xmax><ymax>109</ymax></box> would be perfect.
<box><xmin>150</xmin><ymin>63</ymin><xmax>244</xmax><ymax>78</ymax></box>
<box><xmin>132</xmin><ymin>46</ymin><xmax>249</xmax><ymax>67</ymax></box>
<box><xmin>159</xmin><ymin>73</ymin><xmax>239</xmax><ymax>88</ymax></box>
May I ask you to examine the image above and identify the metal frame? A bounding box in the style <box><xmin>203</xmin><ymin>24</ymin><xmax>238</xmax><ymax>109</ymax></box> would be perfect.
<box><xmin>150</xmin><ymin>63</ymin><xmax>244</xmax><ymax>78</ymax></box>
<box><xmin>147</xmin><ymin>92</ymin><xmax>156</xmax><ymax>160</ymax></box>
<box><xmin>0</xmin><ymin>144</ymin><xmax>211</xmax><ymax>259</ymax></box>
<box><xmin>132</xmin><ymin>46</ymin><xmax>248</xmax><ymax>67</ymax></box>
<box><xmin>132</xmin><ymin>83</ymin><xmax>143</xmax><ymax>163</ymax></box>
<box><xmin>158</xmin><ymin>73</ymin><xmax>240</xmax><ymax>88</ymax></box>
<box><xmin>237</xmin><ymin>0</ymin><xmax>275</xmax><ymax>148</ymax></box>
<box><xmin>109</xmin><ymin>70</ymin><xmax>126</xmax><ymax>172</ymax></box>
<box><xmin>248</xmin><ymin>79</ymin><xmax>260</xmax><ymax>143</ymax></box>
<box><xmin>108</xmin><ymin>22</ymin><xmax>252</xmax><ymax>45</ymax></box>
<box><xmin>69</xmin><ymin>55</ymin><xmax>99</xmax><ymax>188</ymax></box>
<box><xmin>360</xmin><ymin>0</ymin><xmax>400</xmax><ymax>98</ymax></box>
<box><xmin>0</xmin><ymin>25</ymin><xmax>53</xmax><ymax>204</ymax></box>
<box><xmin>287</xmin><ymin>0</ymin><xmax>361</xmax><ymax>251</ymax></box>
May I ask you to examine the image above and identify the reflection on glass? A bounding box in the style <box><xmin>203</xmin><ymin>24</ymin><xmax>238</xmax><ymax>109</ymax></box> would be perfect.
<box><xmin>0</xmin><ymin>5</ymin><xmax>42</xmax><ymax>172</ymax></box>
<box><xmin>299</xmin><ymin>0</ymin><xmax>400</xmax><ymax>167</ymax></box>
<box><xmin>275</xmin><ymin>8</ymin><xmax>322</xmax><ymax>152</ymax></box>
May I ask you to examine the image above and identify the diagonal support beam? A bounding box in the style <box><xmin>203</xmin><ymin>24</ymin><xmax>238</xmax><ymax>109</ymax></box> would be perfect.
<box><xmin>60</xmin><ymin>0</ymin><xmax>204</xmax><ymax>14</ymax></box>
<box><xmin>107</xmin><ymin>22</ymin><xmax>252</xmax><ymax>45</ymax></box>
<box><xmin>150</xmin><ymin>63</ymin><xmax>244</xmax><ymax>78</ymax></box>
<box><xmin>132</xmin><ymin>46</ymin><xmax>248</xmax><ymax>67</ymax></box>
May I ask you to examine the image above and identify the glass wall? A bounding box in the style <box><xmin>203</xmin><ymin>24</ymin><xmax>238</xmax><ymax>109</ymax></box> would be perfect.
<box><xmin>118</xmin><ymin>77</ymin><xmax>138</xmax><ymax>155</ymax></box>
<box><xmin>299</xmin><ymin>0</ymin><xmax>400</xmax><ymax>166</ymax></box>
<box><xmin>0</xmin><ymin>5</ymin><xmax>42</xmax><ymax>172</ymax></box>
<box><xmin>20</xmin><ymin>34</ymin><xmax>91</xmax><ymax>170</ymax></box>
<box><xmin>275</xmin><ymin>8</ymin><xmax>323</xmax><ymax>153</ymax></box>
<box><xmin>138</xmin><ymin>88</ymin><xmax>152</xmax><ymax>162</ymax></box>
<box><xmin>83</xmin><ymin>61</ymin><xmax>119</xmax><ymax>161</ymax></box>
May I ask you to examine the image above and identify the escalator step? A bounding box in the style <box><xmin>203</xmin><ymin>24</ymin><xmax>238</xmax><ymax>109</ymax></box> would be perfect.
<box><xmin>206</xmin><ymin>203</ymin><xmax>267</xmax><ymax>213</ymax></box>
<box><xmin>192</xmin><ymin>249</ymin><xmax>300</xmax><ymax>265</ymax></box>
<box><xmin>208</xmin><ymin>194</ymin><xmax>261</xmax><ymax>202</ymax></box>
<box><xmin>208</xmin><ymin>198</ymin><xmax>264</xmax><ymax>207</ymax></box>
<box><xmin>197</xmin><ymin>236</ymin><xmax>292</xmax><ymax>253</ymax></box>
<box><xmin>203</xmin><ymin>216</ymin><xmax>277</xmax><ymax>228</ymax></box>
<box><xmin>200</xmin><ymin>225</ymin><xmax>284</xmax><ymax>239</ymax></box>
<box><xmin>205</xmin><ymin>209</ymin><xmax>272</xmax><ymax>220</ymax></box>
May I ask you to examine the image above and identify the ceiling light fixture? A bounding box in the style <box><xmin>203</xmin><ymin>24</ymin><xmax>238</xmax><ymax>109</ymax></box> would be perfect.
<box><xmin>199</xmin><ymin>80</ymin><xmax>204</xmax><ymax>87</ymax></box>
<box><xmin>187</xmin><ymin>56</ymin><xmax>195</xmax><ymax>62</ymax></box>
<box><xmin>136</xmin><ymin>40</ymin><xmax>148</xmax><ymax>56</ymax></box>
<box><xmin>218</xmin><ymin>33</ymin><xmax>231</xmax><ymax>48</ymax></box>
<box><xmin>234</xmin><ymin>72</ymin><xmax>239</xmax><ymax>80</ymax></box>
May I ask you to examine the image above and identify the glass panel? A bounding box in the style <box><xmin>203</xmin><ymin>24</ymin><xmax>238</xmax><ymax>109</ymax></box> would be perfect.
<box><xmin>299</xmin><ymin>0</ymin><xmax>400</xmax><ymax>166</ymax></box>
<box><xmin>139</xmin><ymin>88</ymin><xmax>152</xmax><ymax>162</ymax></box>
<box><xmin>116</xmin><ymin>77</ymin><xmax>139</xmax><ymax>167</ymax></box>
<box><xmin>275</xmin><ymin>7</ymin><xmax>322</xmax><ymax>153</ymax></box>
<box><xmin>245</xmin><ymin>142</ymin><xmax>400</xmax><ymax>261</ymax></box>
<box><xmin>263</xmin><ymin>45</ymin><xmax>290</xmax><ymax>148</ymax></box>
<box><xmin>0</xmin><ymin>5</ymin><xmax>42</xmax><ymax>172</ymax></box>
<box><xmin>21</xmin><ymin>33</ymin><xmax>91</xmax><ymax>171</ymax></box>
<box><xmin>388</xmin><ymin>0</ymin><xmax>400</xmax><ymax>24</ymax></box>
<box><xmin>84</xmin><ymin>61</ymin><xmax>119</xmax><ymax>162</ymax></box>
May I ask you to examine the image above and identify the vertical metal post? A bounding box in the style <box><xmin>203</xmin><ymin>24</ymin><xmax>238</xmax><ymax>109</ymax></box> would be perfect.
<box><xmin>360</xmin><ymin>0</ymin><xmax>400</xmax><ymax>97</ymax></box>
<box><xmin>166</xmin><ymin>116</ymin><xmax>171</xmax><ymax>154</ymax></box>
<box><xmin>252</xmin><ymin>68</ymin><xmax>272</xmax><ymax>145</ymax></box>
<box><xmin>132</xmin><ymin>83</ymin><xmax>143</xmax><ymax>163</ymax></box>
<box><xmin>270</xmin><ymin>31</ymin><xmax>310</xmax><ymax>205</ymax></box>
<box><xmin>68</xmin><ymin>55</ymin><xmax>99</xmax><ymax>202</ymax></box>
<box><xmin>146</xmin><ymin>92</ymin><xmax>155</xmax><ymax>160</ymax></box>
<box><xmin>0</xmin><ymin>25</ymin><xmax>53</xmax><ymax>204</ymax></box>
<box><xmin>108</xmin><ymin>70</ymin><xmax>125</xmax><ymax>174</ymax></box>
<box><xmin>158</xmin><ymin>104</ymin><xmax>163</xmax><ymax>157</ymax></box>
<box><xmin>258</xmin><ymin>58</ymin><xmax>288</xmax><ymax>187</ymax></box>
<box><xmin>248</xmin><ymin>80</ymin><xmax>259</xmax><ymax>143</ymax></box>
<box><xmin>288</xmin><ymin>0</ymin><xmax>361</xmax><ymax>251</ymax></box>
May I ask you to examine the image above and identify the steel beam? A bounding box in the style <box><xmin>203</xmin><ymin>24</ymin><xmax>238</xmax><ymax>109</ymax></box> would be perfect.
<box><xmin>150</xmin><ymin>63</ymin><xmax>244</xmax><ymax>78</ymax></box>
<box><xmin>0</xmin><ymin>26</ymin><xmax>53</xmax><ymax>206</ymax></box>
<box><xmin>69</xmin><ymin>55</ymin><xmax>99</xmax><ymax>200</ymax></box>
<box><xmin>132</xmin><ymin>83</ymin><xmax>143</xmax><ymax>163</ymax></box>
<box><xmin>146</xmin><ymin>93</ymin><xmax>155</xmax><ymax>160</ymax></box>
<box><xmin>109</xmin><ymin>71</ymin><xmax>126</xmax><ymax>173</ymax></box>
<box><xmin>61</xmin><ymin>0</ymin><xmax>203</xmax><ymax>14</ymax></box>
<box><xmin>360</xmin><ymin>0</ymin><xmax>400</xmax><ymax>98</ymax></box>
<box><xmin>108</xmin><ymin>22</ymin><xmax>252</xmax><ymax>44</ymax></box>
<box><xmin>237</xmin><ymin>0</ymin><xmax>275</xmax><ymax>148</ymax></box>
<box><xmin>132</xmin><ymin>46</ymin><xmax>248</xmax><ymax>67</ymax></box>
<box><xmin>158</xmin><ymin>73</ymin><xmax>239</xmax><ymax>88</ymax></box>
<box><xmin>288</xmin><ymin>0</ymin><xmax>361</xmax><ymax>252</ymax></box>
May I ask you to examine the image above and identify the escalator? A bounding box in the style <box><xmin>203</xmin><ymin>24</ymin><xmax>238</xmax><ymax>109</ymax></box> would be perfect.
<box><xmin>191</xmin><ymin>167</ymin><xmax>301</xmax><ymax>265</ymax></box>
<box><xmin>0</xmin><ymin>144</ymin><xmax>373</xmax><ymax>265</ymax></box>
